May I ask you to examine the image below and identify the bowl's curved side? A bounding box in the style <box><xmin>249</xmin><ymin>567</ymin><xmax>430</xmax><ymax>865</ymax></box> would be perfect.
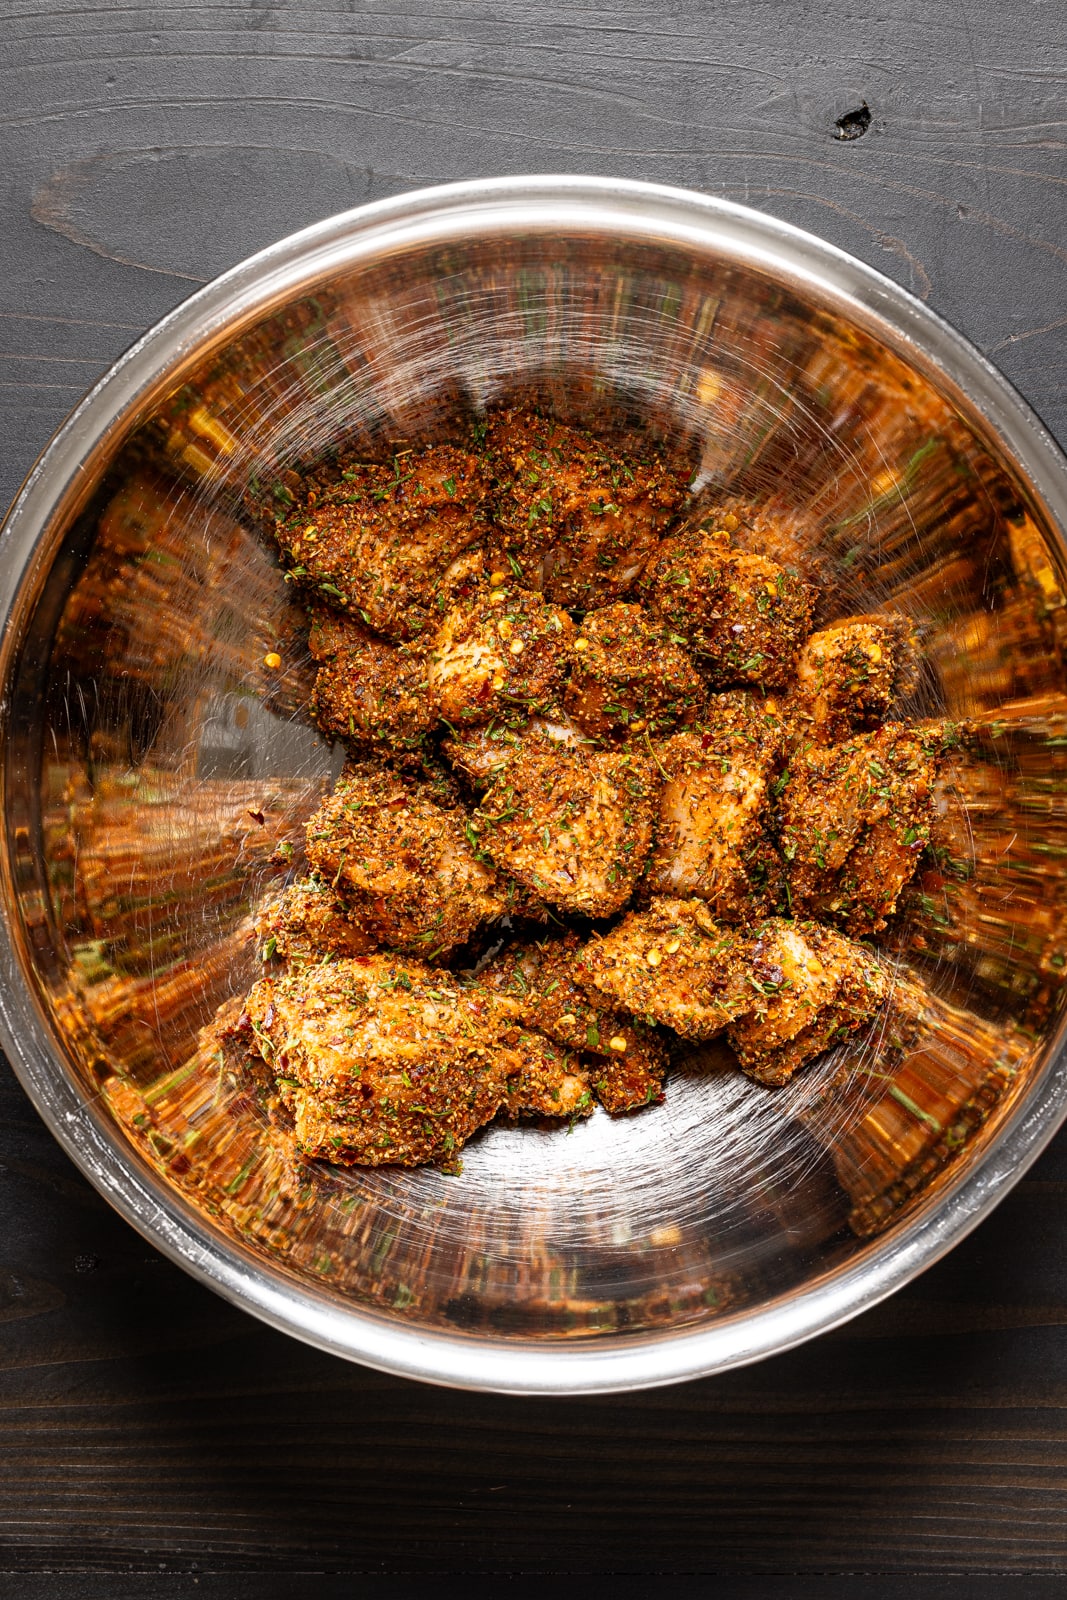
<box><xmin>2</xmin><ymin>178</ymin><xmax>1067</xmax><ymax>1393</ymax></box>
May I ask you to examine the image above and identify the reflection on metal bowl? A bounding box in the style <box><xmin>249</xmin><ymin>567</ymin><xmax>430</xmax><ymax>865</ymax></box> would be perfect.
<box><xmin>2</xmin><ymin>177</ymin><xmax>1067</xmax><ymax>1394</ymax></box>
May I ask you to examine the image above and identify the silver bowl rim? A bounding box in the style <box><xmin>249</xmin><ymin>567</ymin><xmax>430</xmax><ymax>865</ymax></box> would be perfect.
<box><xmin>3</xmin><ymin>174</ymin><xmax>1067</xmax><ymax>1395</ymax></box>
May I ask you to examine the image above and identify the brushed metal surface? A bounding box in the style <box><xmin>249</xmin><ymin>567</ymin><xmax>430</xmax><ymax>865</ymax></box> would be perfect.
<box><xmin>2</xmin><ymin>176</ymin><xmax>1067</xmax><ymax>1393</ymax></box>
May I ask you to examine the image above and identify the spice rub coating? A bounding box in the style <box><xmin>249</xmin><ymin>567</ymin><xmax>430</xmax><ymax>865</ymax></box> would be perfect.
<box><xmin>241</xmin><ymin>956</ymin><xmax>512</xmax><ymax>1165</ymax></box>
<box><xmin>307</xmin><ymin>604</ymin><xmax>434</xmax><ymax>759</ymax></box>
<box><xmin>477</xmin><ymin>931</ymin><xmax>667</xmax><ymax>1112</ymax></box>
<box><xmin>305</xmin><ymin>765</ymin><xmax>508</xmax><ymax>959</ymax></box>
<box><xmin>484</xmin><ymin>408</ymin><xmax>690</xmax><ymax>608</ymax></box>
<box><xmin>642</xmin><ymin>527</ymin><xmax>813</xmax><ymax>688</ymax></box>
<box><xmin>588</xmin><ymin>1038</ymin><xmax>668</xmax><ymax>1115</ymax></box>
<box><xmin>726</xmin><ymin>919</ymin><xmax>889</xmax><ymax>1087</ymax></box>
<box><xmin>577</xmin><ymin>900</ymin><xmax>887</xmax><ymax>1078</ymax></box>
<box><xmin>442</xmin><ymin>711</ymin><xmax>594</xmax><ymax>788</ymax></box>
<box><xmin>267</xmin><ymin>444</ymin><xmax>492</xmax><ymax>641</ymax></box>
<box><xmin>780</xmin><ymin>722</ymin><xmax>944</xmax><ymax>936</ymax></box>
<box><xmin>565</xmin><ymin>602</ymin><xmax>706</xmax><ymax>738</ymax></box>
<box><xmin>225</xmin><ymin>410</ymin><xmax>953</xmax><ymax>1168</ymax></box>
<box><xmin>576</xmin><ymin>897</ymin><xmax>751</xmax><ymax>1039</ymax></box>
<box><xmin>644</xmin><ymin>692</ymin><xmax>786</xmax><ymax>922</ymax></box>
<box><xmin>427</xmin><ymin>578</ymin><xmax>574</xmax><ymax>725</ymax></box>
<box><xmin>791</xmin><ymin>613</ymin><xmax>921</xmax><ymax>744</ymax></box>
<box><xmin>473</xmin><ymin>744</ymin><xmax>659</xmax><ymax>916</ymax></box>
<box><xmin>502</xmin><ymin>1027</ymin><xmax>594</xmax><ymax>1120</ymax></box>
<box><xmin>256</xmin><ymin>875</ymin><xmax>377</xmax><ymax>965</ymax></box>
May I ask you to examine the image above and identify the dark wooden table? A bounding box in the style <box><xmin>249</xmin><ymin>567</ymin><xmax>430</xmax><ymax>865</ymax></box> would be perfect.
<box><xmin>3</xmin><ymin>3</ymin><xmax>1067</xmax><ymax>1592</ymax></box>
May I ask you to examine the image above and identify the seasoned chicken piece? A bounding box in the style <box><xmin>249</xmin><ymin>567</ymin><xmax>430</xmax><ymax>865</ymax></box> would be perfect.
<box><xmin>485</xmin><ymin>408</ymin><xmax>691</xmax><ymax>608</ymax></box>
<box><xmin>781</xmin><ymin>722</ymin><xmax>943</xmax><ymax>936</ymax></box>
<box><xmin>307</xmin><ymin>604</ymin><xmax>434</xmax><ymax>759</ymax></box>
<box><xmin>565</xmin><ymin>602</ymin><xmax>706</xmax><ymax>738</ymax></box>
<box><xmin>588</xmin><ymin>1038</ymin><xmax>668</xmax><ymax>1114</ymax></box>
<box><xmin>442</xmin><ymin>710</ymin><xmax>596</xmax><ymax>788</ymax></box>
<box><xmin>427</xmin><ymin>579</ymin><xmax>574</xmax><ymax>724</ymax></box>
<box><xmin>256</xmin><ymin>874</ymin><xmax>377</xmax><ymax>964</ymax></box>
<box><xmin>268</xmin><ymin>444</ymin><xmax>491</xmax><ymax>641</ymax></box>
<box><xmin>726</xmin><ymin>919</ymin><xmax>888</xmax><ymax>1087</ymax></box>
<box><xmin>791</xmin><ymin>613</ymin><xmax>921</xmax><ymax>743</ymax></box>
<box><xmin>644</xmin><ymin>692</ymin><xmax>786</xmax><ymax>921</ymax></box>
<box><xmin>502</xmin><ymin>1027</ymin><xmax>594</xmax><ymax>1120</ymax></box>
<box><xmin>577</xmin><ymin>900</ymin><xmax>888</xmax><ymax>1078</ymax></box>
<box><xmin>575</xmin><ymin>897</ymin><xmax>751</xmax><ymax>1039</ymax></box>
<box><xmin>641</xmin><ymin>527</ymin><xmax>813</xmax><ymax>687</ymax></box>
<box><xmin>477</xmin><ymin>932</ymin><xmax>667</xmax><ymax>1112</ymax></box>
<box><xmin>472</xmin><ymin>743</ymin><xmax>659</xmax><ymax>916</ymax></box>
<box><xmin>242</xmin><ymin>955</ymin><xmax>512</xmax><ymax>1165</ymax></box>
<box><xmin>305</xmin><ymin>766</ymin><xmax>509</xmax><ymax>958</ymax></box>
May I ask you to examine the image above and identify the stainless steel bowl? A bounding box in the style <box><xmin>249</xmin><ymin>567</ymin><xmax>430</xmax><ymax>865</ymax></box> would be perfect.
<box><xmin>3</xmin><ymin>176</ymin><xmax>1067</xmax><ymax>1394</ymax></box>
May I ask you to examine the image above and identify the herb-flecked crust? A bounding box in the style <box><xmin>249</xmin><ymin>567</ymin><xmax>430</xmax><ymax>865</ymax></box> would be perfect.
<box><xmin>263</xmin><ymin>444</ymin><xmax>492</xmax><ymax>641</ymax></box>
<box><xmin>565</xmin><ymin>601</ymin><xmax>706</xmax><ymax>738</ymax></box>
<box><xmin>484</xmin><ymin>408</ymin><xmax>691</xmax><ymax>608</ymax></box>
<box><xmin>472</xmin><ymin>744</ymin><xmax>659</xmax><ymax>916</ymax></box>
<box><xmin>642</xmin><ymin>527</ymin><xmax>814</xmax><ymax>688</ymax></box>
<box><xmin>780</xmin><ymin>722</ymin><xmax>945</xmax><ymax>936</ymax></box>
<box><xmin>222</xmin><ymin>405</ymin><xmax>950</xmax><ymax>1169</ymax></box>
<box><xmin>240</xmin><ymin>956</ymin><xmax>513</xmax><ymax>1166</ymax></box>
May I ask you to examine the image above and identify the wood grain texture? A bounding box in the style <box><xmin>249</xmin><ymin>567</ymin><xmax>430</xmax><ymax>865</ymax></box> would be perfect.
<box><xmin>6</xmin><ymin>1585</ymin><xmax>1067</xmax><ymax>1600</ymax></box>
<box><xmin>2</xmin><ymin>0</ymin><xmax>1067</xmax><ymax>1584</ymax></box>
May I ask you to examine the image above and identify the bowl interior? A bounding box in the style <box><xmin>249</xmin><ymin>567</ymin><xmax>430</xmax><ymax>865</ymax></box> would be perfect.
<box><xmin>4</xmin><ymin>188</ymin><xmax>1067</xmax><ymax>1378</ymax></box>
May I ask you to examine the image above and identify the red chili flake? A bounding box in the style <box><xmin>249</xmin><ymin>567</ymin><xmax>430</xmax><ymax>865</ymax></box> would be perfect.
<box><xmin>247</xmin><ymin>809</ymin><xmax>266</xmax><ymax>825</ymax></box>
<box><xmin>262</xmin><ymin>1004</ymin><xmax>275</xmax><ymax>1030</ymax></box>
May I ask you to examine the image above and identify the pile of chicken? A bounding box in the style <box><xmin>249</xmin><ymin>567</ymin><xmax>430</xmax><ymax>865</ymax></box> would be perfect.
<box><xmin>231</xmin><ymin>408</ymin><xmax>945</xmax><ymax>1168</ymax></box>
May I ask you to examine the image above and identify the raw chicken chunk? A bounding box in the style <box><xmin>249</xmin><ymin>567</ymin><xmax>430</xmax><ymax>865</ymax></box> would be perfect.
<box><xmin>502</xmin><ymin>1027</ymin><xmax>594</xmax><ymax>1120</ymax></box>
<box><xmin>307</xmin><ymin>604</ymin><xmax>433</xmax><ymax>759</ymax></box>
<box><xmin>472</xmin><ymin>743</ymin><xmax>659</xmax><ymax>916</ymax></box>
<box><xmin>575</xmin><ymin>897</ymin><xmax>751</xmax><ymax>1038</ymax></box>
<box><xmin>781</xmin><ymin>722</ymin><xmax>943</xmax><ymax>936</ymax></box>
<box><xmin>644</xmin><ymin>692</ymin><xmax>786</xmax><ymax>921</ymax></box>
<box><xmin>726</xmin><ymin>918</ymin><xmax>889</xmax><ymax>1086</ymax></box>
<box><xmin>442</xmin><ymin>711</ymin><xmax>594</xmax><ymax>788</ymax></box>
<box><xmin>565</xmin><ymin>601</ymin><xmax>705</xmax><ymax>738</ymax></box>
<box><xmin>427</xmin><ymin>578</ymin><xmax>573</xmax><ymax>725</ymax></box>
<box><xmin>305</xmin><ymin>766</ymin><xmax>508</xmax><ymax>958</ymax></box>
<box><xmin>642</xmin><ymin>527</ymin><xmax>813</xmax><ymax>687</ymax></box>
<box><xmin>267</xmin><ymin>444</ymin><xmax>491</xmax><ymax>640</ymax></box>
<box><xmin>484</xmin><ymin>408</ymin><xmax>690</xmax><ymax>608</ymax></box>
<box><xmin>791</xmin><ymin>612</ymin><xmax>921</xmax><ymax>743</ymax></box>
<box><xmin>477</xmin><ymin>932</ymin><xmax>667</xmax><ymax>1112</ymax></box>
<box><xmin>256</xmin><ymin>875</ymin><xmax>377</xmax><ymax>965</ymax></box>
<box><xmin>241</xmin><ymin>955</ymin><xmax>512</xmax><ymax>1165</ymax></box>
